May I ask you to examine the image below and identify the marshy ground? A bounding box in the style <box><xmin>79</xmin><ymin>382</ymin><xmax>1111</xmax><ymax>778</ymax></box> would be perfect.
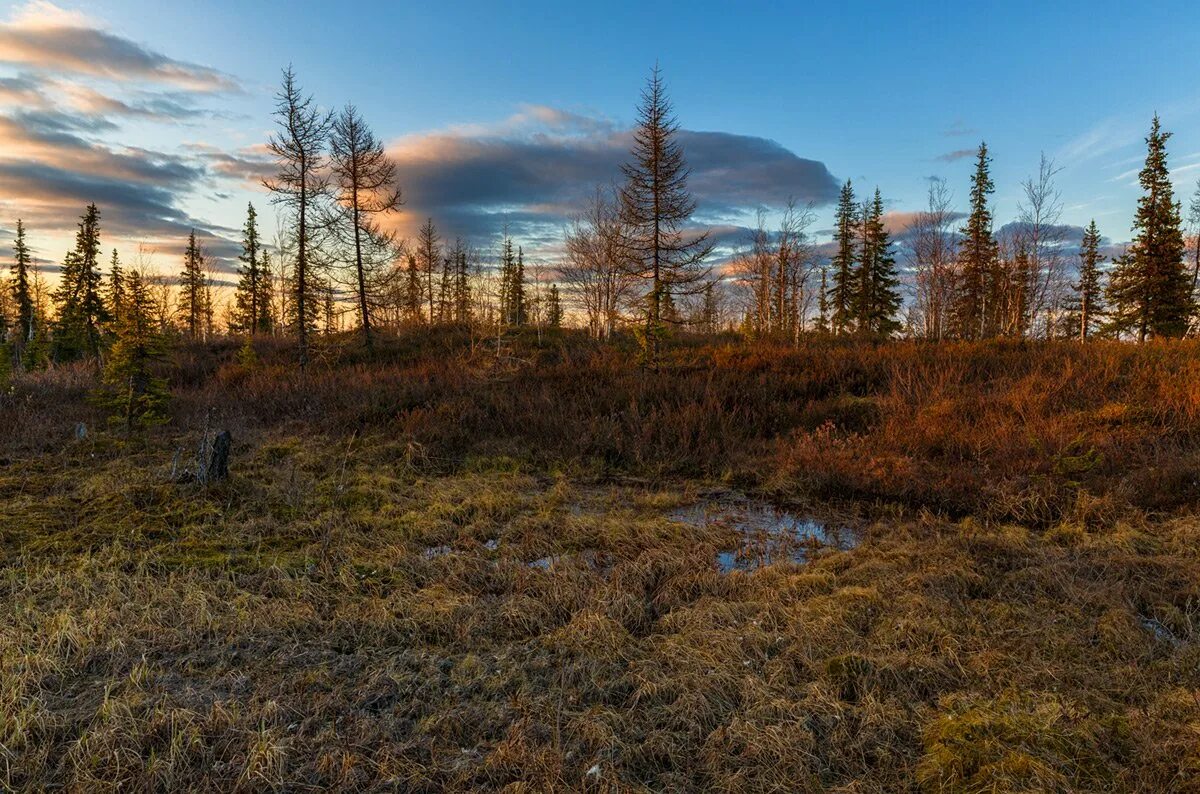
<box><xmin>3</xmin><ymin>333</ymin><xmax>1199</xmax><ymax>791</ymax></box>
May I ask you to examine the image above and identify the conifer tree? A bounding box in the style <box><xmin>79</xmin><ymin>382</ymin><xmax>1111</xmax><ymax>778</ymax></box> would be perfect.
<box><xmin>1106</xmin><ymin>116</ymin><xmax>1192</xmax><ymax>340</ymax></box>
<box><xmin>1072</xmin><ymin>220</ymin><xmax>1106</xmax><ymax>341</ymax></box>
<box><xmin>854</xmin><ymin>188</ymin><xmax>902</xmax><ymax>335</ymax></box>
<box><xmin>107</xmin><ymin>248</ymin><xmax>125</xmax><ymax>331</ymax></box>
<box><xmin>815</xmin><ymin>268</ymin><xmax>830</xmax><ymax>334</ymax></box>
<box><xmin>619</xmin><ymin>65</ymin><xmax>712</xmax><ymax>367</ymax></box>
<box><xmin>179</xmin><ymin>230</ymin><xmax>206</xmax><ymax>339</ymax></box>
<box><xmin>52</xmin><ymin>203</ymin><xmax>107</xmax><ymax>361</ymax></box>
<box><xmin>546</xmin><ymin>283</ymin><xmax>563</xmax><ymax>329</ymax></box>
<box><xmin>510</xmin><ymin>247</ymin><xmax>527</xmax><ymax>326</ymax></box>
<box><xmin>416</xmin><ymin>218</ymin><xmax>440</xmax><ymax>322</ymax></box>
<box><xmin>452</xmin><ymin>244</ymin><xmax>471</xmax><ymax>324</ymax></box>
<box><xmin>700</xmin><ymin>280</ymin><xmax>718</xmax><ymax>334</ymax></box>
<box><xmin>829</xmin><ymin>180</ymin><xmax>858</xmax><ymax>335</ymax></box>
<box><xmin>403</xmin><ymin>253</ymin><xmax>423</xmax><ymax>324</ymax></box>
<box><xmin>952</xmin><ymin>143</ymin><xmax>999</xmax><ymax>339</ymax></box>
<box><xmin>263</xmin><ymin>66</ymin><xmax>331</xmax><ymax>367</ymax></box>
<box><xmin>98</xmin><ymin>268</ymin><xmax>168</xmax><ymax>430</ymax></box>
<box><xmin>10</xmin><ymin>219</ymin><xmax>33</xmax><ymax>355</ymax></box>
<box><xmin>329</xmin><ymin>104</ymin><xmax>402</xmax><ymax>347</ymax></box>
<box><xmin>233</xmin><ymin>203</ymin><xmax>270</xmax><ymax>335</ymax></box>
<box><xmin>498</xmin><ymin>235</ymin><xmax>516</xmax><ymax>326</ymax></box>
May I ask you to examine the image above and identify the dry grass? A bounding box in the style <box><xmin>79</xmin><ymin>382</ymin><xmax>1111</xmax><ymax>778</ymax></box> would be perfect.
<box><xmin>2</xmin><ymin>331</ymin><xmax>1200</xmax><ymax>790</ymax></box>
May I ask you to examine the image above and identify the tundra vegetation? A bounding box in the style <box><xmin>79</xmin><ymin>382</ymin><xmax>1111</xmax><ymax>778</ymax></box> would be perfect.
<box><xmin>2</xmin><ymin>67</ymin><xmax>1200</xmax><ymax>792</ymax></box>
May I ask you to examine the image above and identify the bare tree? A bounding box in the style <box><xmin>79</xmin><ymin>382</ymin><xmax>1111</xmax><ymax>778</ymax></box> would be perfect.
<box><xmin>909</xmin><ymin>178</ymin><xmax>957</xmax><ymax>340</ymax></box>
<box><xmin>328</xmin><ymin>103</ymin><xmax>403</xmax><ymax>348</ymax></box>
<box><xmin>263</xmin><ymin>66</ymin><xmax>332</xmax><ymax>367</ymax></box>
<box><xmin>1015</xmin><ymin>153</ymin><xmax>1067</xmax><ymax>338</ymax></box>
<box><xmin>733</xmin><ymin>199</ymin><xmax>818</xmax><ymax>340</ymax></box>
<box><xmin>1187</xmin><ymin>178</ymin><xmax>1200</xmax><ymax>296</ymax></box>
<box><xmin>619</xmin><ymin>65</ymin><xmax>712</xmax><ymax>367</ymax></box>
<box><xmin>562</xmin><ymin>186</ymin><xmax>637</xmax><ymax>339</ymax></box>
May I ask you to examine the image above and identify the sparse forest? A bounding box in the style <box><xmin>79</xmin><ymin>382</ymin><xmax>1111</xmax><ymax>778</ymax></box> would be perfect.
<box><xmin>3</xmin><ymin>62</ymin><xmax>1200</xmax><ymax>793</ymax></box>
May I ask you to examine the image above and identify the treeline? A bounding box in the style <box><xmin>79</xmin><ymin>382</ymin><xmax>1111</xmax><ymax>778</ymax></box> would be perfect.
<box><xmin>4</xmin><ymin>67</ymin><xmax>1200</xmax><ymax>392</ymax></box>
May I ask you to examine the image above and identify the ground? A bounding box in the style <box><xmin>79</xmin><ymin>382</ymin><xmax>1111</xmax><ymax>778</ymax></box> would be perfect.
<box><xmin>2</xmin><ymin>332</ymin><xmax>1199</xmax><ymax>791</ymax></box>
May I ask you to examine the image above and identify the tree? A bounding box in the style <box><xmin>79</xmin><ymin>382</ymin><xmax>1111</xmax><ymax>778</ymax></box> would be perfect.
<box><xmin>854</xmin><ymin>188</ymin><xmax>902</xmax><ymax>336</ymax></box>
<box><xmin>98</xmin><ymin>267</ymin><xmax>168</xmax><ymax>430</ymax></box>
<box><xmin>1013</xmin><ymin>154</ymin><xmax>1068</xmax><ymax>338</ymax></box>
<box><xmin>107</xmin><ymin>248</ymin><xmax>125</xmax><ymax>332</ymax></box>
<box><xmin>562</xmin><ymin>185</ymin><xmax>636</xmax><ymax>340</ymax></box>
<box><xmin>735</xmin><ymin>200</ymin><xmax>816</xmax><ymax>339</ymax></box>
<box><xmin>233</xmin><ymin>203</ymin><xmax>273</xmax><ymax>335</ymax></box>
<box><xmin>415</xmin><ymin>218</ymin><xmax>440</xmax><ymax>323</ymax></box>
<box><xmin>178</xmin><ymin>230</ymin><xmax>206</xmax><ymax>339</ymax></box>
<box><xmin>1106</xmin><ymin>116</ymin><xmax>1191</xmax><ymax>341</ymax></box>
<box><xmin>328</xmin><ymin>104</ymin><xmax>403</xmax><ymax>347</ymax></box>
<box><xmin>263</xmin><ymin>66</ymin><xmax>332</xmax><ymax>366</ymax></box>
<box><xmin>10</xmin><ymin>219</ymin><xmax>33</xmax><ymax>357</ymax></box>
<box><xmin>910</xmin><ymin>178</ymin><xmax>956</xmax><ymax>340</ymax></box>
<box><xmin>545</xmin><ymin>283</ymin><xmax>563</xmax><ymax>329</ymax></box>
<box><xmin>1186</xmin><ymin>178</ymin><xmax>1200</xmax><ymax>298</ymax></box>
<box><xmin>953</xmin><ymin>143</ymin><xmax>999</xmax><ymax>339</ymax></box>
<box><xmin>619</xmin><ymin>65</ymin><xmax>712</xmax><ymax>367</ymax></box>
<box><xmin>403</xmin><ymin>252</ymin><xmax>423</xmax><ymax>324</ymax></box>
<box><xmin>829</xmin><ymin>180</ymin><xmax>858</xmax><ymax>335</ymax></box>
<box><xmin>1071</xmin><ymin>220</ymin><xmax>1106</xmax><ymax>341</ymax></box>
<box><xmin>52</xmin><ymin>203</ymin><xmax>108</xmax><ymax>361</ymax></box>
<box><xmin>451</xmin><ymin>240</ymin><xmax>472</xmax><ymax>324</ymax></box>
<box><xmin>814</xmin><ymin>268</ymin><xmax>830</xmax><ymax>334</ymax></box>
<box><xmin>498</xmin><ymin>237</ymin><xmax>527</xmax><ymax>327</ymax></box>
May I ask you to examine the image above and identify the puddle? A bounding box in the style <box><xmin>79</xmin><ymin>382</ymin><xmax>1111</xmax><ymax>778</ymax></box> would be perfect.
<box><xmin>671</xmin><ymin>496</ymin><xmax>858</xmax><ymax>573</ymax></box>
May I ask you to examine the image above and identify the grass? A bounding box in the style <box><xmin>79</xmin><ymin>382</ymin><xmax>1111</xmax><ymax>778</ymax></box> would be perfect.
<box><xmin>2</xmin><ymin>330</ymin><xmax>1199</xmax><ymax>790</ymax></box>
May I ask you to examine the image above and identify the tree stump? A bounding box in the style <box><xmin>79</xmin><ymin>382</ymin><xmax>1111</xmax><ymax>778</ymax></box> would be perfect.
<box><xmin>206</xmin><ymin>430</ymin><xmax>231</xmax><ymax>483</ymax></box>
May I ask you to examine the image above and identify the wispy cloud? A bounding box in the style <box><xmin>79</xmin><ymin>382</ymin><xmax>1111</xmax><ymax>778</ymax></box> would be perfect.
<box><xmin>935</xmin><ymin>148</ymin><xmax>975</xmax><ymax>163</ymax></box>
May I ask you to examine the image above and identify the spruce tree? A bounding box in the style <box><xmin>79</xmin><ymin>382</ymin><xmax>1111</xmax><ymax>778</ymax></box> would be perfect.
<box><xmin>511</xmin><ymin>247</ymin><xmax>527</xmax><ymax>326</ymax></box>
<box><xmin>403</xmin><ymin>253</ymin><xmax>423</xmax><ymax>324</ymax></box>
<box><xmin>1072</xmin><ymin>220</ymin><xmax>1106</xmax><ymax>341</ymax></box>
<box><xmin>854</xmin><ymin>188</ymin><xmax>902</xmax><ymax>335</ymax></box>
<box><xmin>546</xmin><ymin>283</ymin><xmax>563</xmax><ymax>329</ymax></box>
<box><xmin>179</xmin><ymin>230</ymin><xmax>206</xmax><ymax>339</ymax></box>
<box><xmin>52</xmin><ymin>204</ymin><xmax>107</xmax><ymax>361</ymax></box>
<box><xmin>829</xmin><ymin>179</ymin><xmax>858</xmax><ymax>335</ymax></box>
<box><xmin>107</xmin><ymin>248</ymin><xmax>125</xmax><ymax>331</ymax></box>
<box><xmin>453</xmin><ymin>245</ymin><xmax>471</xmax><ymax>324</ymax></box>
<box><xmin>701</xmin><ymin>280</ymin><xmax>718</xmax><ymax>334</ymax></box>
<box><xmin>10</xmin><ymin>220</ymin><xmax>33</xmax><ymax>354</ymax></box>
<box><xmin>233</xmin><ymin>203</ymin><xmax>268</xmax><ymax>335</ymax></box>
<box><xmin>815</xmin><ymin>268</ymin><xmax>830</xmax><ymax>334</ymax></box>
<box><xmin>953</xmin><ymin>143</ymin><xmax>999</xmax><ymax>339</ymax></box>
<box><xmin>1106</xmin><ymin>116</ymin><xmax>1191</xmax><ymax>340</ymax></box>
<box><xmin>98</xmin><ymin>267</ymin><xmax>168</xmax><ymax>430</ymax></box>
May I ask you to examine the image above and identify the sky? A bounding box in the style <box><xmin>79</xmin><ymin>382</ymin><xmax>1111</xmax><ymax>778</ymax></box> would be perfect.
<box><xmin>1</xmin><ymin>0</ymin><xmax>1199</xmax><ymax>284</ymax></box>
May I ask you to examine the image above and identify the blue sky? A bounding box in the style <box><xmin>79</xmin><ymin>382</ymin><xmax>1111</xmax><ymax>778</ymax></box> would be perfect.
<box><xmin>1</xmin><ymin>0</ymin><xmax>1198</xmax><ymax>277</ymax></box>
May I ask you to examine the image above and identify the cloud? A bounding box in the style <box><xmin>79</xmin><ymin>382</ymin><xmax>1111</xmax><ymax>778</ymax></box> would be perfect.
<box><xmin>386</xmin><ymin>105</ymin><xmax>839</xmax><ymax>246</ymax></box>
<box><xmin>0</xmin><ymin>3</ymin><xmax>251</xmax><ymax>275</ymax></box>
<box><xmin>935</xmin><ymin>148</ymin><xmax>975</xmax><ymax>163</ymax></box>
<box><xmin>943</xmin><ymin>120</ymin><xmax>977</xmax><ymax>137</ymax></box>
<box><xmin>0</xmin><ymin>2</ymin><xmax>237</xmax><ymax>92</ymax></box>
